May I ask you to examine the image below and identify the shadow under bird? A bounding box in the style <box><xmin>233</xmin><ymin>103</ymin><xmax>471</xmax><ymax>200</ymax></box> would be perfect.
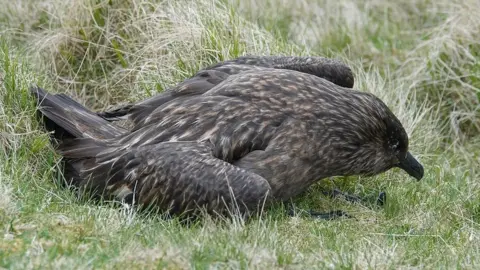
<box><xmin>31</xmin><ymin>55</ymin><xmax>424</xmax><ymax>219</ymax></box>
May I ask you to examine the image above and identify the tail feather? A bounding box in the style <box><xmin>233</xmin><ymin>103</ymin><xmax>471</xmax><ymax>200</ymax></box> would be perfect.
<box><xmin>58</xmin><ymin>137</ymin><xmax>108</xmax><ymax>159</ymax></box>
<box><xmin>30</xmin><ymin>86</ymin><xmax>126</xmax><ymax>140</ymax></box>
<box><xmin>30</xmin><ymin>86</ymin><xmax>126</xmax><ymax>190</ymax></box>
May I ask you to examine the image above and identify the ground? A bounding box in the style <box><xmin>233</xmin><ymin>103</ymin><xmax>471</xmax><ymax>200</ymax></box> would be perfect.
<box><xmin>0</xmin><ymin>0</ymin><xmax>479</xmax><ymax>269</ymax></box>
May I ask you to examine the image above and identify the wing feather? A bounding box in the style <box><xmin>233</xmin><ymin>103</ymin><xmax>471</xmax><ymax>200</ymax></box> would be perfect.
<box><xmin>77</xmin><ymin>141</ymin><xmax>272</xmax><ymax>217</ymax></box>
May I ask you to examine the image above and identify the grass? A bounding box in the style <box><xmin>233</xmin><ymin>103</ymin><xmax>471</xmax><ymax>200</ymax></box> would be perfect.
<box><xmin>0</xmin><ymin>0</ymin><xmax>479</xmax><ymax>268</ymax></box>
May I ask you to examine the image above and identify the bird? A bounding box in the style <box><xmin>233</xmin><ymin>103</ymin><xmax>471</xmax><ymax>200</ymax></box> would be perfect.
<box><xmin>30</xmin><ymin>55</ymin><xmax>424</xmax><ymax>219</ymax></box>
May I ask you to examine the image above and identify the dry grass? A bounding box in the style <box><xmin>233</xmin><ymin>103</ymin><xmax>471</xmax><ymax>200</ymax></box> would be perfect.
<box><xmin>0</xmin><ymin>0</ymin><xmax>479</xmax><ymax>268</ymax></box>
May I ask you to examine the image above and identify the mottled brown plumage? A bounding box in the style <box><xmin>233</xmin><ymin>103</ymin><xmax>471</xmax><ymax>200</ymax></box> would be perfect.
<box><xmin>98</xmin><ymin>56</ymin><xmax>354</xmax><ymax>127</ymax></box>
<box><xmin>31</xmin><ymin>55</ymin><xmax>423</xmax><ymax>218</ymax></box>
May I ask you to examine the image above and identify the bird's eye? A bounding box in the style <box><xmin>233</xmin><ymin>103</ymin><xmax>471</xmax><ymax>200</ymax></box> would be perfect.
<box><xmin>388</xmin><ymin>139</ymin><xmax>399</xmax><ymax>150</ymax></box>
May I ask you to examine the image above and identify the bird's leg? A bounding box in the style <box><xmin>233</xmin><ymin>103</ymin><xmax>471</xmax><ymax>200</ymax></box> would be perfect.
<box><xmin>321</xmin><ymin>177</ymin><xmax>360</xmax><ymax>203</ymax></box>
<box><xmin>322</xmin><ymin>188</ymin><xmax>362</xmax><ymax>203</ymax></box>
<box><xmin>287</xmin><ymin>188</ymin><xmax>386</xmax><ymax>220</ymax></box>
<box><xmin>294</xmin><ymin>189</ymin><xmax>386</xmax><ymax>220</ymax></box>
<box><xmin>322</xmin><ymin>187</ymin><xmax>387</xmax><ymax>207</ymax></box>
<box><xmin>286</xmin><ymin>202</ymin><xmax>353</xmax><ymax>220</ymax></box>
<box><xmin>287</xmin><ymin>181</ymin><xmax>386</xmax><ymax>220</ymax></box>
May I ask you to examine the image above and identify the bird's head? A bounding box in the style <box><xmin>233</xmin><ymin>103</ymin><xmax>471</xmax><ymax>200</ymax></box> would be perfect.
<box><xmin>375</xmin><ymin>113</ymin><xmax>424</xmax><ymax>181</ymax></box>
<box><xmin>326</xmin><ymin>92</ymin><xmax>424</xmax><ymax>181</ymax></box>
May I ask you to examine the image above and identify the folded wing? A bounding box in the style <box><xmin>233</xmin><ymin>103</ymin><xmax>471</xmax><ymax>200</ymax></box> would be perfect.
<box><xmin>98</xmin><ymin>55</ymin><xmax>354</xmax><ymax>126</ymax></box>
<box><xmin>69</xmin><ymin>141</ymin><xmax>272</xmax><ymax>217</ymax></box>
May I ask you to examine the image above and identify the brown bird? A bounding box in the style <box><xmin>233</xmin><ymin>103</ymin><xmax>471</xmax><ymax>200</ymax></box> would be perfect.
<box><xmin>31</xmin><ymin>55</ymin><xmax>424</xmax><ymax>219</ymax></box>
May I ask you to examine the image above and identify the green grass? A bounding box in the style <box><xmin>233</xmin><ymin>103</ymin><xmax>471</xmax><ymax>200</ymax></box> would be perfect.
<box><xmin>0</xmin><ymin>0</ymin><xmax>479</xmax><ymax>268</ymax></box>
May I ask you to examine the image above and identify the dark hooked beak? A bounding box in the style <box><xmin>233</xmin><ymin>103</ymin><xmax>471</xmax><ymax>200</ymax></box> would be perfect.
<box><xmin>396</xmin><ymin>152</ymin><xmax>424</xmax><ymax>181</ymax></box>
